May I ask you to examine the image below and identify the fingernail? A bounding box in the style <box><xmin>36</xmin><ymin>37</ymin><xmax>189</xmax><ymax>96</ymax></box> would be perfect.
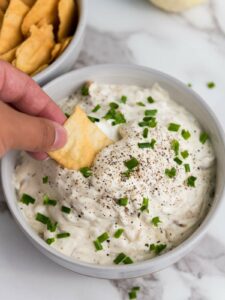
<box><xmin>28</xmin><ymin>152</ymin><xmax>49</xmax><ymax>160</ymax></box>
<box><xmin>51</xmin><ymin>122</ymin><xmax>67</xmax><ymax>151</ymax></box>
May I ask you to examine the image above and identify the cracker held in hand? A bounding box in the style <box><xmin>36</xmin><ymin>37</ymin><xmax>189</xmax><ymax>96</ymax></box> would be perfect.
<box><xmin>49</xmin><ymin>106</ymin><xmax>113</xmax><ymax>170</ymax></box>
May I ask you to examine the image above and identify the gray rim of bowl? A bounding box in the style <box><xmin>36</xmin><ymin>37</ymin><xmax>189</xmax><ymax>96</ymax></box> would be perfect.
<box><xmin>33</xmin><ymin>0</ymin><xmax>87</xmax><ymax>83</ymax></box>
<box><xmin>2</xmin><ymin>63</ymin><xmax>225</xmax><ymax>274</ymax></box>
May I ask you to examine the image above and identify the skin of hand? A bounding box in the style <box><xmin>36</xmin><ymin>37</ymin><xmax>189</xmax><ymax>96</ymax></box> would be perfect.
<box><xmin>0</xmin><ymin>61</ymin><xmax>67</xmax><ymax>160</ymax></box>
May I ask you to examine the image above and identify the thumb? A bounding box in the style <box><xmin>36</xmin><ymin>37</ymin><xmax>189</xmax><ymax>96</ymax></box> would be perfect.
<box><xmin>0</xmin><ymin>102</ymin><xmax>67</xmax><ymax>155</ymax></box>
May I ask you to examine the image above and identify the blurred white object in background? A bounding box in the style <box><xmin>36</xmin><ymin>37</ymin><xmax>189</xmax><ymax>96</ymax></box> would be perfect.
<box><xmin>149</xmin><ymin>0</ymin><xmax>205</xmax><ymax>12</ymax></box>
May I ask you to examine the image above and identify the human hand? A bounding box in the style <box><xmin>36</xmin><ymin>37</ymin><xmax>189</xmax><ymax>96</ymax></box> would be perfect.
<box><xmin>0</xmin><ymin>61</ymin><xmax>67</xmax><ymax>159</ymax></box>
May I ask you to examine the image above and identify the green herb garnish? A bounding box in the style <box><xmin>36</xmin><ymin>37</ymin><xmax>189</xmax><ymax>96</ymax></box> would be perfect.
<box><xmin>165</xmin><ymin>167</ymin><xmax>176</xmax><ymax>178</ymax></box>
<box><xmin>143</xmin><ymin>128</ymin><xmax>148</xmax><ymax>138</ymax></box>
<box><xmin>80</xmin><ymin>167</ymin><xmax>92</xmax><ymax>178</ymax></box>
<box><xmin>47</xmin><ymin>221</ymin><xmax>58</xmax><ymax>232</ymax></box>
<box><xmin>124</xmin><ymin>157</ymin><xmax>139</xmax><ymax>170</ymax></box>
<box><xmin>123</xmin><ymin>256</ymin><xmax>133</xmax><ymax>264</ymax></box>
<box><xmin>118</xmin><ymin>197</ymin><xmax>128</xmax><ymax>206</ymax></box>
<box><xmin>109</xmin><ymin>102</ymin><xmax>119</xmax><ymax>109</ymax></box>
<box><xmin>120</xmin><ymin>95</ymin><xmax>127</xmax><ymax>104</ymax></box>
<box><xmin>138</xmin><ymin>142</ymin><xmax>151</xmax><ymax>149</ymax></box>
<box><xmin>56</xmin><ymin>232</ymin><xmax>70</xmax><ymax>239</ymax></box>
<box><xmin>207</xmin><ymin>82</ymin><xmax>215</xmax><ymax>89</ymax></box>
<box><xmin>20</xmin><ymin>193</ymin><xmax>35</xmax><ymax>205</ymax></box>
<box><xmin>147</xmin><ymin>96</ymin><xmax>155</xmax><ymax>103</ymax></box>
<box><xmin>61</xmin><ymin>206</ymin><xmax>71</xmax><ymax>214</ymax></box>
<box><xmin>113</xmin><ymin>253</ymin><xmax>126</xmax><ymax>264</ymax></box>
<box><xmin>200</xmin><ymin>132</ymin><xmax>208</xmax><ymax>144</ymax></box>
<box><xmin>35</xmin><ymin>213</ymin><xmax>50</xmax><ymax>225</ymax></box>
<box><xmin>181</xmin><ymin>150</ymin><xmax>189</xmax><ymax>159</ymax></box>
<box><xmin>140</xmin><ymin>197</ymin><xmax>149</xmax><ymax>212</ymax></box>
<box><xmin>187</xmin><ymin>176</ymin><xmax>197</xmax><ymax>187</ymax></box>
<box><xmin>46</xmin><ymin>238</ymin><xmax>55</xmax><ymax>245</ymax></box>
<box><xmin>151</xmin><ymin>216</ymin><xmax>161</xmax><ymax>227</ymax></box>
<box><xmin>184</xmin><ymin>164</ymin><xmax>190</xmax><ymax>173</ymax></box>
<box><xmin>187</xmin><ymin>83</ymin><xmax>192</xmax><ymax>88</ymax></box>
<box><xmin>181</xmin><ymin>129</ymin><xmax>191</xmax><ymax>140</ymax></box>
<box><xmin>150</xmin><ymin>243</ymin><xmax>167</xmax><ymax>254</ymax></box>
<box><xmin>174</xmin><ymin>157</ymin><xmax>182</xmax><ymax>165</ymax></box>
<box><xmin>64</xmin><ymin>112</ymin><xmax>70</xmax><ymax>118</ymax></box>
<box><xmin>144</xmin><ymin>109</ymin><xmax>158</xmax><ymax>117</ymax></box>
<box><xmin>171</xmin><ymin>139</ymin><xmax>179</xmax><ymax>156</ymax></box>
<box><xmin>104</xmin><ymin>104</ymin><xmax>126</xmax><ymax>126</ymax></box>
<box><xmin>81</xmin><ymin>84</ymin><xmax>89</xmax><ymax>96</ymax></box>
<box><xmin>114</xmin><ymin>228</ymin><xmax>124</xmax><ymax>238</ymax></box>
<box><xmin>136</xmin><ymin>102</ymin><xmax>145</xmax><ymax>107</ymax></box>
<box><xmin>42</xmin><ymin>176</ymin><xmax>49</xmax><ymax>184</ymax></box>
<box><xmin>149</xmin><ymin>138</ymin><xmax>156</xmax><ymax>149</ymax></box>
<box><xmin>97</xmin><ymin>232</ymin><xmax>109</xmax><ymax>243</ymax></box>
<box><xmin>93</xmin><ymin>239</ymin><xmax>103</xmax><ymax>251</ymax></box>
<box><xmin>88</xmin><ymin>116</ymin><xmax>100</xmax><ymax>123</ymax></box>
<box><xmin>43</xmin><ymin>195</ymin><xmax>57</xmax><ymax>206</ymax></box>
<box><xmin>168</xmin><ymin>123</ymin><xmax>180</xmax><ymax>132</ymax></box>
<box><xmin>92</xmin><ymin>104</ymin><xmax>101</xmax><ymax>112</ymax></box>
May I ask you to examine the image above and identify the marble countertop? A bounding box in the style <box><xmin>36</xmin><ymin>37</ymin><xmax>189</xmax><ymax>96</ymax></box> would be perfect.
<box><xmin>1</xmin><ymin>0</ymin><xmax>225</xmax><ymax>299</ymax></box>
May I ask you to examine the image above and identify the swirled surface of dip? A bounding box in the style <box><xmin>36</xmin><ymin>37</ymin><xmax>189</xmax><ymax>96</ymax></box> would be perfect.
<box><xmin>14</xmin><ymin>83</ymin><xmax>216</xmax><ymax>265</ymax></box>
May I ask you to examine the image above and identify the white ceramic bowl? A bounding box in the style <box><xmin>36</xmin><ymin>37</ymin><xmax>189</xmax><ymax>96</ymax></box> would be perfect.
<box><xmin>1</xmin><ymin>64</ymin><xmax>225</xmax><ymax>279</ymax></box>
<box><xmin>33</xmin><ymin>0</ymin><xmax>87</xmax><ymax>86</ymax></box>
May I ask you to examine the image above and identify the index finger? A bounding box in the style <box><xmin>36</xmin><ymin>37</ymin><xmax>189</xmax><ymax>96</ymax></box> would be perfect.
<box><xmin>0</xmin><ymin>61</ymin><xmax>66</xmax><ymax>124</ymax></box>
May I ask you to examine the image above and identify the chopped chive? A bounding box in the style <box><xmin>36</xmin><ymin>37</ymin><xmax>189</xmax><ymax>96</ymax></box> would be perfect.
<box><xmin>149</xmin><ymin>138</ymin><xmax>156</xmax><ymax>149</ymax></box>
<box><xmin>174</xmin><ymin>157</ymin><xmax>182</xmax><ymax>165</ymax></box>
<box><xmin>187</xmin><ymin>83</ymin><xmax>192</xmax><ymax>88</ymax></box>
<box><xmin>93</xmin><ymin>239</ymin><xmax>103</xmax><ymax>251</ymax></box>
<box><xmin>149</xmin><ymin>117</ymin><xmax>157</xmax><ymax>128</ymax></box>
<box><xmin>47</xmin><ymin>221</ymin><xmax>58</xmax><ymax>232</ymax></box>
<box><xmin>171</xmin><ymin>139</ymin><xmax>179</xmax><ymax>156</ymax></box>
<box><xmin>81</xmin><ymin>84</ymin><xmax>89</xmax><ymax>96</ymax></box>
<box><xmin>42</xmin><ymin>176</ymin><xmax>49</xmax><ymax>184</ymax></box>
<box><xmin>61</xmin><ymin>206</ymin><xmax>71</xmax><ymax>214</ymax></box>
<box><xmin>123</xmin><ymin>256</ymin><xmax>133</xmax><ymax>264</ymax></box>
<box><xmin>184</xmin><ymin>164</ymin><xmax>190</xmax><ymax>173</ymax></box>
<box><xmin>97</xmin><ymin>232</ymin><xmax>109</xmax><ymax>243</ymax></box>
<box><xmin>118</xmin><ymin>197</ymin><xmax>128</xmax><ymax>206</ymax></box>
<box><xmin>80</xmin><ymin>167</ymin><xmax>92</xmax><ymax>178</ymax></box>
<box><xmin>140</xmin><ymin>197</ymin><xmax>149</xmax><ymax>212</ymax></box>
<box><xmin>147</xmin><ymin>96</ymin><xmax>155</xmax><ymax>103</ymax></box>
<box><xmin>113</xmin><ymin>253</ymin><xmax>126</xmax><ymax>264</ymax></box>
<box><xmin>20</xmin><ymin>193</ymin><xmax>35</xmax><ymax>205</ymax></box>
<box><xmin>129</xmin><ymin>291</ymin><xmax>137</xmax><ymax>299</ymax></box>
<box><xmin>43</xmin><ymin>195</ymin><xmax>57</xmax><ymax>206</ymax></box>
<box><xmin>88</xmin><ymin>116</ymin><xmax>100</xmax><ymax>123</ymax></box>
<box><xmin>138</xmin><ymin>142</ymin><xmax>151</xmax><ymax>149</ymax></box>
<box><xmin>138</xmin><ymin>117</ymin><xmax>157</xmax><ymax>128</ymax></box>
<box><xmin>136</xmin><ymin>101</ymin><xmax>145</xmax><ymax>107</ymax></box>
<box><xmin>207</xmin><ymin>82</ymin><xmax>215</xmax><ymax>89</ymax></box>
<box><xmin>35</xmin><ymin>213</ymin><xmax>50</xmax><ymax>225</ymax></box>
<box><xmin>46</xmin><ymin>238</ymin><xmax>55</xmax><ymax>245</ymax></box>
<box><xmin>64</xmin><ymin>112</ymin><xmax>70</xmax><ymax>118</ymax></box>
<box><xmin>109</xmin><ymin>102</ymin><xmax>119</xmax><ymax>109</ymax></box>
<box><xmin>144</xmin><ymin>109</ymin><xmax>157</xmax><ymax>117</ymax></box>
<box><xmin>124</xmin><ymin>157</ymin><xmax>139</xmax><ymax>170</ymax></box>
<box><xmin>181</xmin><ymin>150</ymin><xmax>189</xmax><ymax>159</ymax></box>
<box><xmin>120</xmin><ymin>95</ymin><xmax>127</xmax><ymax>104</ymax></box>
<box><xmin>56</xmin><ymin>232</ymin><xmax>70</xmax><ymax>239</ymax></box>
<box><xmin>114</xmin><ymin>228</ymin><xmax>124</xmax><ymax>238</ymax></box>
<box><xmin>181</xmin><ymin>129</ymin><xmax>191</xmax><ymax>140</ymax></box>
<box><xmin>150</xmin><ymin>243</ymin><xmax>167</xmax><ymax>254</ymax></box>
<box><xmin>187</xmin><ymin>176</ymin><xmax>197</xmax><ymax>187</ymax></box>
<box><xmin>165</xmin><ymin>167</ymin><xmax>176</xmax><ymax>178</ymax></box>
<box><xmin>92</xmin><ymin>104</ymin><xmax>101</xmax><ymax>112</ymax></box>
<box><xmin>151</xmin><ymin>216</ymin><xmax>161</xmax><ymax>227</ymax></box>
<box><xmin>143</xmin><ymin>128</ymin><xmax>148</xmax><ymax>138</ymax></box>
<box><xmin>200</xmin><ymin>132</ymin><xmax>209</xmax><ymax>144</ymax></box>
<box><xmin>168</xmin><ymin>123</ymin><xmax>180</xmax><ymax>132</ymax></box>
<box><xmin>132</xmin><ymin>287</ymin><xmax>140</xmax><ymax>291</ymax></box>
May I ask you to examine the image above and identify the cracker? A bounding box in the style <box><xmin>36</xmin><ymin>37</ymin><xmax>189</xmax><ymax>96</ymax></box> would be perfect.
<box><xmin>21</xmin><ymin>0</ymin><xmax>59</xmax><ymax>36</ymax></box>
<box><xmin>0</xmin><ymin>0</ymin><xmax>29</xmax><ymax>55</ymax></box>
<box><xmin>31</xmin><ymin>63</ymin><xmax>48</xmax><ymax>76</ymax></box>
<box><xmin>0</xmin><ymin>0</ymin><xmax>9</xmax><ymax>12</ymax></box>
<box><xmin>0</xmin><ymin>46</ymin><xmax>17</xmax><ymax>62</ymax></box>
<box><xmin>57</xmin><ymin>0</ymin><xmax>77</xmax><ymax>41</ymax></box>
<box><xmin>14</xmin><ymin>24</ymin><xmax>55</xmax><ymax>74</ymax></box>
<box><xmin>0</xmin><ymin>9</ymin><xmax>4</xmax><ymax>29</ymax></box>
<box><xmin>48</xmin><ymin>106</ymin><xmax>113</xmax><ymax>170</ymax></box>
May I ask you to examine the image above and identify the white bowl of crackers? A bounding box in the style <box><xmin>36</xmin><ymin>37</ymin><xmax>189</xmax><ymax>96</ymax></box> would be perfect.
<box><xmin>0</xmin><ymin>0</ymin><xmax>86</xmax><ymax>85</ymax></box>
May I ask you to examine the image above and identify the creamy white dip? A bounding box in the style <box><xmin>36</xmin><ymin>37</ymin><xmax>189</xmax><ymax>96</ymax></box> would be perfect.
<box><xmin>14</xmin><ymin>83</ymin><xmax>216</xmax><ymax>265</ymax></box>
